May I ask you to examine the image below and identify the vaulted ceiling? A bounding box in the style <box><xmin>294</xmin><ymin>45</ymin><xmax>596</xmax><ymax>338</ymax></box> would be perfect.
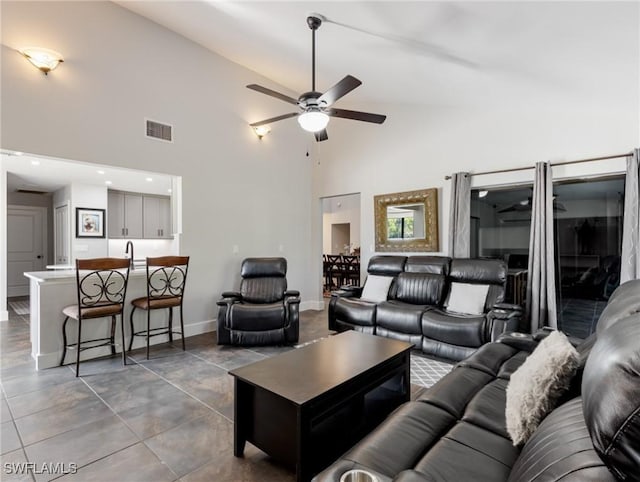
<box><xmin>116</xmin><ymin>1</ymin><xmax>639</xmax><ymax>110</ymax></box>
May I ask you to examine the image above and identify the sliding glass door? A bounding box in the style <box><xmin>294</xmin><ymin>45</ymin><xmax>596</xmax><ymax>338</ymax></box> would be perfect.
<box><xmin>554</xmin><ymin>176</ymin><xmax>625</xmax><ymax>337</ymax></box>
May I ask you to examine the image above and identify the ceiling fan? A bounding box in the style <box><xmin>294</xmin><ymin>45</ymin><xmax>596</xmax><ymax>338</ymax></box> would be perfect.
<box><xmin>247</xmin><ymin>15</ymin><xmax>387</xmax><ymax>142</ymax></box>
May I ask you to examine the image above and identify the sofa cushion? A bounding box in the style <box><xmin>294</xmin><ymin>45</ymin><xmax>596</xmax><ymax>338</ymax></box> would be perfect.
<box><xmin>421</xmin><ymin>309</ymin><xmax>485</xmax><ymax>347</ymax></box>
<box><xmin>367</xmin><ymin>255</ymin><xmax>407</xmax><ymax>276</ymax></box>
<box><xmin>343</xmin><ymin>401</ymin><xmax>457</xmax><ymax>477</ymax></box>
<box><xmin>360</xmin><ymin>275</ymin><xmax>394</xmax><ymax>302</ymax></box>
<box><xmin>507</xmin><ymin>398</ymin><xmax>616</xmax><ymax>482</ymax></box>
<box><xmin>377</xmin><ymin>300</ymin><xmax>428</xmax><ymax>335</ymax></box>
<box><xmin>334</xmin><ymin>297</ymin><xmax>377</xmax><ymax>327</ymax></box>
<box><xmin>582</xmin><ymin>313</ymin><xmax>640</xmax><ymax>480</ymax></box>
<box><xmin>394</xmin><ymin>272</ymin><xmax>445</xmax><ymax>305</ymax></box>
<box><xmin>405</xmin><ymin>256</ymin><xmax>451</xmax><ymax>275</ymax></box>
<box><xmin>505</xmin><ymin>331</ymin><xmax>579</xmax><ymax>446</ymax></box>
<box><xmin>446</xmin><ymin>282</ymin><xmax>490</xmax><ymax>315</ymax></box>
<box><xmin>228</xmin><ymin>302</ymin><xmax>286</xmax><ymax>331</ymax></box>
<box><xmin>413</xmin><ymin>421</ymin><xmax>516</xmax><ymax>481</ymax></box>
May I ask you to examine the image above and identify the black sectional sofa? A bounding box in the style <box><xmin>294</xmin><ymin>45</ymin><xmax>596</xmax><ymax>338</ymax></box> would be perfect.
<box><xmin>315</xmin><ymin>279</ymin><xmax>640</xmax><ymax>482</ymax></box>
<box><xmin>329</xmin><ymin>255</ymin><xmax>523</xmax><ymax>361</ymax></box>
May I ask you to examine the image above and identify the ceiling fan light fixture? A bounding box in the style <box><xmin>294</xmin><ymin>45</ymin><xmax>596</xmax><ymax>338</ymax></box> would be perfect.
<box><xmin>297</xmin><ymin>111</ymin><xmax>329</xmax><ymax>132</ymax></box>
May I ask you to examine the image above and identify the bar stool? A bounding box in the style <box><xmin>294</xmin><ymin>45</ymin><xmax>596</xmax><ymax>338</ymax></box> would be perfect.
<box><xmin>60</xmin><ymin>258</ymin><xmax>131</xmax><ymax>377</ymax></box>
<box><xmin>128</xmin><ymin>256</ymin><xmax>190</xmax><ymax>359</ymax></box>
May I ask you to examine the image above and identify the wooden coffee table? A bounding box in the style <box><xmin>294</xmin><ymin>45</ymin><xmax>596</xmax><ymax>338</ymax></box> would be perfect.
<box><xmin>229</xmin><ymin>331</ymin><xmax>412</xmax><ymax>482</ymax></box>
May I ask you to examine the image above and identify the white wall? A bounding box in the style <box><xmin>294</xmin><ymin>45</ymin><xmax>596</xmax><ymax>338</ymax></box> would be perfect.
<box><xmin>1</xmin><ymin>1</ymin><xmax>316</xmax><ymax>326</ymax></box>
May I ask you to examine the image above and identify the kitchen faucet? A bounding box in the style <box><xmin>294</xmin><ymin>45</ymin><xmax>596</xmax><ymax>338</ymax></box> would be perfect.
<box><xmin>125</xmin><ymin>241</ymin><xmax>134</xmax><ymax>269</ymax></box>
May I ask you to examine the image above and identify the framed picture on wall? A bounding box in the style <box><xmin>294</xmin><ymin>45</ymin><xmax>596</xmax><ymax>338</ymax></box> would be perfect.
<box><xmin>76</xmin><ymin>207</ymin><xmax>105</xmax><ymax>238</ymax></box>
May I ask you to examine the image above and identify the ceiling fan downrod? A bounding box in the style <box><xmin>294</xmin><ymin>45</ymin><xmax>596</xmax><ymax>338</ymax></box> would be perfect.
<box><xmin>307</xmin><ymin>15</ymin><xmax>322</xmax><ymax>93</ymax></box>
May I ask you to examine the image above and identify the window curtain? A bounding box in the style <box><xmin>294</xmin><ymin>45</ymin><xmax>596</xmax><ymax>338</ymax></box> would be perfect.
<box><xmin>525</xmin><ymin>162</ymin><xmax>558</xmax><ymax>331</ymax></box>
<box><xmin>448</xmin><ymin>172</ymin><xmax>471</xmax><ymax>258</ymax></box>
<box><xmin>621</xmin><ymin>148</ymin><xmax>640</xmax><ymax>283</ymax></box>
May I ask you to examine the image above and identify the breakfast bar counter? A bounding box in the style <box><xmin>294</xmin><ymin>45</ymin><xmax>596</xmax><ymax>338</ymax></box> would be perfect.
<box><xmin>24</xmin><ymin>268</ymin><xmax>167</xmax><ymax>370</ymax></box>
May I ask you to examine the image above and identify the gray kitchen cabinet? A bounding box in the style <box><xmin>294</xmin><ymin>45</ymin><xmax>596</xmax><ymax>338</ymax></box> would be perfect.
<box><xmin>143</xmin><ymin>195</ymin><xmax>172</xmax><ymax>238</ymax></box>
<box><xmin>108</xmin><ymin>191</ymin><xmax>143</xmax><ymax>238</ymax></box>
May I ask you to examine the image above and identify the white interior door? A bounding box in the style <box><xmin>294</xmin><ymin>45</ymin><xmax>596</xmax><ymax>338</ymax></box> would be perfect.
<box><xmin>7</xmin><ymin>206</ymin><xmax>46</xmax><ymax>297</ymax></box>
<box><xmin>54</xmin><ymin>204</ymin><xmax>70</xmax><ymax>265</ymax></box>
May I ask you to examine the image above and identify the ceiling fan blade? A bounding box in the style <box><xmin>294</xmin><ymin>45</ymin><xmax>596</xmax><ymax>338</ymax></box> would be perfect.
<box><xmin>328</xmin><ymin>108</ymin><xmax>386</xmax><ymax>124</ymax></box>
<box><xmin>246</xmin><ymin>84</ymin><xmax>299</xmax><ymax>105</ymax></box>
<box><xmin>318</xmin><ymin>75</ymin><xmax>362</xmax><ymax>106</ymax></box>
<box><xmin>314</xmin><ymin>129</ymin><xmax>328</xmax><ymax>142</ymax></box>
<box><xmin>249</xmin><ymin>113</ymin><xmax>298</xmax><ymax>127</ymax></box>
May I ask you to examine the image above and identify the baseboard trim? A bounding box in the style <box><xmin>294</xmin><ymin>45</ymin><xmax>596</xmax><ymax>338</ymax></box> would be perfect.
<box><xmin>301</xmin><ymin>300</ymin><xmax>325</xmax><ymax>311</ymax></box>
<box><xmin>0</xmin><ymin>310</ymin><xmax>8</xmax><ymax>322</ymax></box>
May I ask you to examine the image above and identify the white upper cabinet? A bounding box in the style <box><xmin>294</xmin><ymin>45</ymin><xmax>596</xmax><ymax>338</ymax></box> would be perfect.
<box><xmin>108</xmin><ymin>190</ymin><xmax>170</xmax><ymax>239</ymax></box>
<box><xmin>143</xmin><ymin>195</ymin><xmax>172</xmax><ymax>238</ymax></box>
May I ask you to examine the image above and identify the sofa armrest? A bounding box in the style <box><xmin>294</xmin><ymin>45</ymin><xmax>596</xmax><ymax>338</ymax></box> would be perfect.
<box><xmin>486</xmin><ymin>303</ymin><xmax>524</xmax><ymax>341</ymax></box>
<box><xmin>221</xmin><ymin>291</ymin><xmax>241</xmax><ymax>299</ymax></box>
<box><xmin>533</xmin><ymin>328</ymin><xmax>583</xmax><ymax>347</ymax></box>
<box><xmin>493</xmin><ymin>302</ymin><xmax>523</xmax><ymax>312</ymax></box>
<box><xmin>498</xmin><ymin>331</ymin><xmax>539</xmax><ymax>352</ymax></box>
<box><xmin>217</xmin><ymin>291</ymin><xmax>242</xmax><ymax>306</ymax></box>
<box><xmin>331</xmin><ymin>286</ymin><xmax>363</xmax><ymax>299</ymax></box>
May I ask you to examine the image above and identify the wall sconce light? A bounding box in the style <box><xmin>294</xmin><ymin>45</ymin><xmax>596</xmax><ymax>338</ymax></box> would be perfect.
<box><xmin>18</xmin><ymin>47</ymin><xmax>64</xmax><ymax>75</ymax></box>
<box><xmin>253</xmin><ymin>125</ymin><xmax>271</xmax><ymax>140</ymax></box>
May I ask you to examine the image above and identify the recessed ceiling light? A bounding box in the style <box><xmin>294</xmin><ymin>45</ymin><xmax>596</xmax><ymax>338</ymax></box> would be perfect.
<box><xmin>31</xmin><ymin>160</ymin><xmax>40</xmax><ymax>166</ymax></box>
<box><xmin>478</xmin><ymin>190</ymin><xmax>488</xmax><ymax>198</ymax></box>
<box><xmin>145</xmin><ymin>177</ymin><xmax>153</xmax><ymax>182</ymax></box>
<box><xmin>167</xmin><ymin>188</ymin><xmax>172</xmax><ymax>193</ymax></box>
<box><xmin>97</xmin><ymin>170</ymin><xmax>105</xmax><ymax>175</ymax></box>
<box><xmin>15</xmin><ymin>151</ymin><xmax>24</xmax><ymax>156</ymax></box>
<box><xmin>105</xmin><ymin>180</ymin><xmax>113</xmax><ymax>185</ymax></box>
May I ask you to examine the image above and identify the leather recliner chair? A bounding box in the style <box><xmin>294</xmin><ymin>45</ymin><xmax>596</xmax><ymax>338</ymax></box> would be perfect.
<box><xmin>421</xmin><ymin>258</ymin><xmax>523</xmax><ymax>360</ymax></box>
<box><xmin>216</xmin><ymin>257</ymin><xmax>300</xmax><ymax>346</ymax></box>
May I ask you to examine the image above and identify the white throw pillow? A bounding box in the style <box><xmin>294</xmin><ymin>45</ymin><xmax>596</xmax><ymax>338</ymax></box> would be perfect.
<box><xmin>505</xmin><ymin>330</ymin><xmax>579</xmax><ymax>446</ymax></box>
<box><xmin>360</xmin><ymin>275</ymin><xmax>394</xmax><ymax>303</ymax></box>
<box><xmin>446</xmin><ymin>282</ymin><xmax>490</xmax><ymax>315</ymax></box>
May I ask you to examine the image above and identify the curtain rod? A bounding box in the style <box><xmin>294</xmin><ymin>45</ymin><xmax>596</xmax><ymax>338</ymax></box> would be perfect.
<box><xmin>443</xmin><ymin>152</ymin><xmax>632</xmax><ymax>180</ymax></box>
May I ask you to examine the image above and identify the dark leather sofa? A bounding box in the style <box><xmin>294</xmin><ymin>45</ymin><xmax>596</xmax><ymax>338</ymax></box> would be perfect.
<box><xmin>329</xmin><ymin>255</ymin><xmax>523</xmax><ymax>361</ymax></box>
<box><xmin>315</xmin><ymin>279</ymin><xmax>640</xmax><ymax>482</ymax></box>
<box><xmin>216</xmin><ymin>257</ymin><xmax>300</xmax><ymax>345</ymax></box>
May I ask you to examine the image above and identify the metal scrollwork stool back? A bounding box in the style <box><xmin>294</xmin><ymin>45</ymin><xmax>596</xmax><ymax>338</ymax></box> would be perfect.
<box><xmin>60</xmin><ymin>258</ymin><xmax>131</xmax><ymax>377</ymax></box>
<box><xmin>128</xmin><ymin>256</ymin><xmax>190</xmax><ymax>359</ymax></box>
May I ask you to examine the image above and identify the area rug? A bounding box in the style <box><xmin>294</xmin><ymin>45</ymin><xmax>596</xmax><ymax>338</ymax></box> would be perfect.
<box><xmin>411</xmin><ymin>355</ymin><xmax>453</xmax><ymax>388</ymax></box>
<box><xmin>8</xmin><ymin>300</ymin><xmax>29</xmax><ymax>316</ymax></box>
<box><xmin>295</xmin><ymin>336</ymin><xmax>453</xmax><ymax>389</ymax></box>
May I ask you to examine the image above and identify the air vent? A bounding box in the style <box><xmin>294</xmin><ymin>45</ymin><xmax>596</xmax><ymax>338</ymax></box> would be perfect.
<box><xmin>145</xmin><ymin>119</ymin><xmax>173</xmax><ymax>142</ymax></box>
<box><xmin>17</xmin><ymin>189</ymin><xmax>48</xmax><ymax>195</ymax></box>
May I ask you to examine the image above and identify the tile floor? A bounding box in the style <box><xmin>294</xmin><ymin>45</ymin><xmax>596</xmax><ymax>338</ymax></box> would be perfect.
<box><xmin>1</xmin><ymin>302</ymin><xmax>427</xmax><ymax>482</ymax></box>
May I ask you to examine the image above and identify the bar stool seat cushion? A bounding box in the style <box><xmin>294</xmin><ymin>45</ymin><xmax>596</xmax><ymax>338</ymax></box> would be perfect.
<box><xmin>62</xmin><ymin>303</ymin><xmax>123</xmax><ymax>320</ymax></box>
<box><xmin>228</xmin><ymin>303</ymin><xmax>286</xmax><ymax>331</ymax></box>
<box><xmin>131</xmin><ymin>296</ymin><xmax>182</xmax><ymax>310</ymax></box>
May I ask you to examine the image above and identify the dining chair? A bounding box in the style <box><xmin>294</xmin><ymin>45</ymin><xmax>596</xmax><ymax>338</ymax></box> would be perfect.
<box><xmin>128</xmin><ymin>256</ymin><xmax>190</xmax><ymax>359</ymax></box>
<box><xmin>60</xmin><ymin>258</ymin><xmax>131</xmax><ymax>377</ymax></box>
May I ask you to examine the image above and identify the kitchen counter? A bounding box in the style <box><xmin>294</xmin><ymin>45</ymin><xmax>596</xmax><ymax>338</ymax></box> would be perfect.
<box><xmin>24</xmin><ymin>267</ymin><xmax>165</xmax><ymax>370</ymax></box>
